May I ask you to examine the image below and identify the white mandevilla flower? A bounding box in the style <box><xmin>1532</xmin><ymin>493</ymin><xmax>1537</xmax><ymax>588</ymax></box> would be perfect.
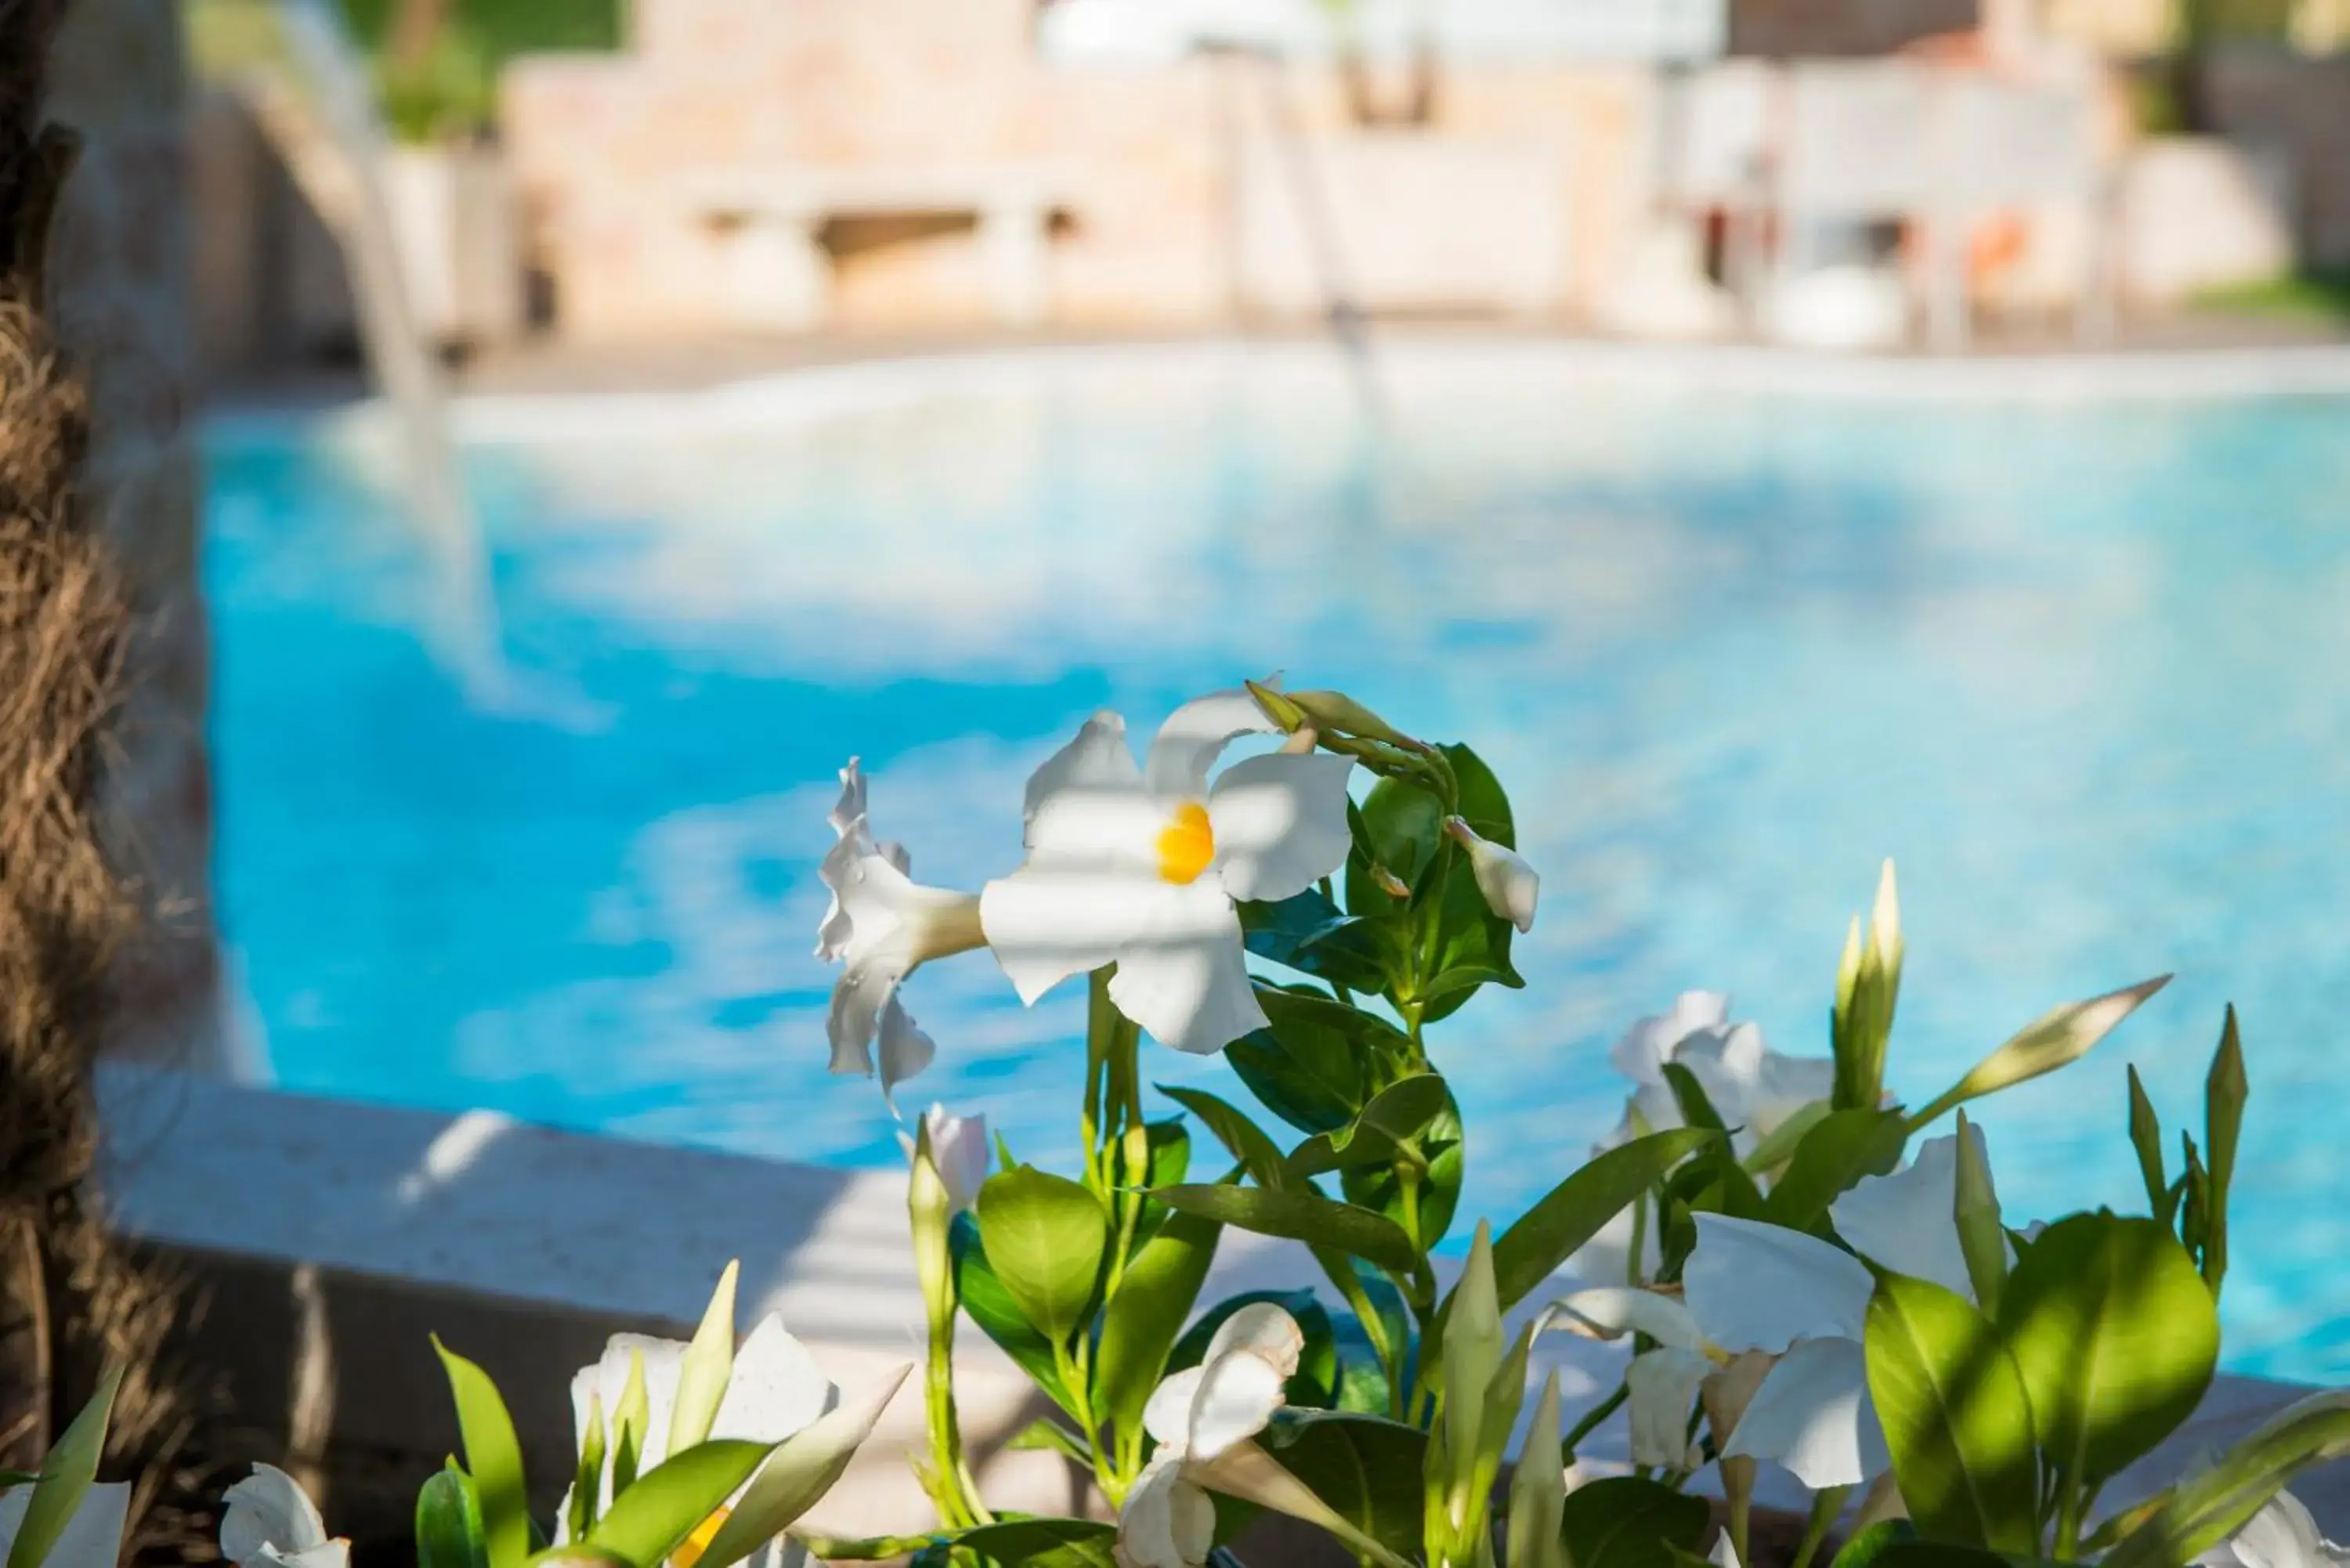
<box><xmin>817</xmin><ymin>758</ymin><xmax>984</xmax><ymax>1098</ymax></box>
<box><xmin>219</xmin><ymin>1463</ymin><xmax>349</xmax><ymax>1567</ymax></box>
<box><xmin>1119</xmin><ymin>1303</ymin><xmax>1310</xmax><ymax>1568</ymax></box>
<box><xmin>1607</xmin><ymin>998</ymin><xmax>1834</xmax><ymax>1157</ymax></box>
<box><xmin>982</xmin><ymin>691</ymin><xmax>1354</xmax><ymax>1056</ymax></box>
<box><xmin>1553</xmin><ymin>1127</ymin><xmax>1996</xmax><ymax>1491</ymax></box>
<box><xmin>2199</xmin><ymin>1490</ymin><xmax>2350</xmax><ymax>1568</ymax></box>
<box><xmin>1441</xmin><ymin>815</ymin><xmax>1538</xmax><ymax>933</ymax></box>
<box><xmin>0</xmin><ymin>1479</ymin><xmax>128</xmax><ymax>1566</ymax></box>
<box><xmin>559</xmin><ymin>1313</ymin><xmax>840</xmax><ymax>1568</ymax></box>
<box><xmin>899</xmin><ymin>1103</ymin><xmax>989</xmax><ymax>1216</ymax></box>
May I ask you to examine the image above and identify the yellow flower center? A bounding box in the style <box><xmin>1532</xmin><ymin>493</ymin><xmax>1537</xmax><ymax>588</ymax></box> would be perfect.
<box><xmin>1156</xmin><ymin>801</ymin><xmax>1216</xmax><ymax>885</ymax></box>
<box><xmin>669</xmin><ymin>1507</ymin><xmax>730</xmax><ymax>1568</ymax></box>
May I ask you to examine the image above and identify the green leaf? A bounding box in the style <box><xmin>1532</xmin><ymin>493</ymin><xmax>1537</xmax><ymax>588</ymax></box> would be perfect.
<box><xmin>1239</xmin><ymin>889</ymin><xmax>1392</xmax><ymax>997</ymax></box>
<box><xmin>417</xmin><ymin>1465</ymin><xmax>493</xmax><ymax>1568</ymax></box>
<box><xmin>1864</xmin><ymin>1273</ymin><xmax>2038</xmax><ymax>1552</ymax></box>
<box><xmin>975</xmin><ymin>1165</ymin><xmax>1111</xmax><ymax>1349</ymax></box>
<box><xmin>1951</xmin><ymin>1114</ymin><xmax>2007</xmax><ymax>1319</ymax></box>
<box><xmin>433</xmin><ymin>1339</ymin><xmax>532</xmax><ymax>1568</ymax></box>
<box><xmin>2203</xmin><ymin>1005</ymin><xmax>2247</xmax><ymax>1296</ymax></box>
<box><xmin>1338</xmin><ymin>1082</ymin><xmax>1464</xmax><ymax>1248</ymax></box>
<box><xmin>1159</xmin><ymin>1085</ymin><xmax>1291</xmax><ymax>1189</ymax></box>
<box><xmin>5</xmin><ymin>1364</ymin><xmax>121</xmax><ymax>1568</ymax></box>
<box><xmin>1763</xmin><ymin>1108</ymin><xmax>1907</xmax><ymax>1231</ymax></box>
<box><xmin>1909</xmin><ymin>977</ymin><xmax>2171</xmax><ymax>1129</ymax></box>
<box><xmin>1096</xmin><ymin>1210</ymin><xmax>1224</xmax><ymax>1440</ymax></box>
<box><xmin>1145</xmin><ymin>1118</ymin><xmax>1191</xmax><ymax>1190</ymax></box>
<box><xmin>1256</xmin><ymin>1411</ymin><xmax>1430</xmax><ymax>1561</ymax></box>
<box><xmin>585</xmin><ymin>1440</ymin><xmax>768</xmax><ymax>1566</ymax></box>
<box><xmin>696</xmin><ymin>1367</ymin><xmax>909</xmax><ymax>1567</ymax></box>
<box><xmin>1741</xmin><ymin>1098</ymin><xmax>1834</xmax><ymax>1176</ymax></box>
<box><xmin>1659</xmin><ymin>1064</ymin><xmax>1727</xmax><ymax>1133</ymax></box>
<box><xmin>568</xmin><ymin>1392</ymin><xmax>606</xmax><ymax>1544</ymax></box>
<box><xmin>611</xmin><ymin>1348</ymin><xmax>650</xmax><ymax>1497</ymax></box>
<box><xmin>1506</xmin><ymin>1374</ymin><xmax>1568</xmax><ymax>1568</ymax></box>
<box><xmin>1151</xmin><ymin>1184</ymin><xmax>1418</xmax><ymax>1274</ymax></box>
<box><xmin>2104</xmin><ymin>1389</ymin><xmax>2350</xmax><ymax>1568</ymax></box>
<box><xmin>1006</xmin><ymin>1418</ymin><xmax>1094</xmax><ymax>1465</ymax></box>
<box><xmin>1830</xmin><ymin>1521</ymin><xmax>1921</xmax><ymax>1568</ymax></box>
<box><xmin>670</xmin><ymin>1260</ymin><xmax>739</xmax><ymax>1453</ymax></box>
<box><xmin>1348</xmin><ymin>772</ymin><xmax>1446</xmax><ymax>909</ymax></box>
<box><xmin>1997</xmin><ymin>1212</ymin><xmax>2218</xmax><ymax>1489</ymax></box>
<box><xmin>950</xmin><ymin>1213</ymin><xmax>1079</xmax><ymax>1417</ymax></box>
<box><xmin>2125</xmin><ymin>1066</ymin><xmax>2171</xmax><ymax>1223</ymax></box>
<box><xmin>1554</xmin><ymin>1476</ymin><xmax>1711</xmax><ymax>1568</ymax></box>
<box><xmin>1416</xmin><ymin>748</ymin><xmax>1525</xmax><ymax>1018</ymax></box>
<box><xmin>1170</xmin><ymin>1291</ymin><xmax>1338</xmax><ymax>1410</ymax></box>
<box><xmin>1488</xmin><ymin>1128</ymin><xmax>1719</xmax><ymax>1311</ymax></box>
<box><xmin>1228</xmin><ymin>988</ymin><xmax>1395</xmax><ymax>1137</ymax></box>
<box><xmin>1438</xmin><ymin>1221</ymin><xmax>1503</xmax><ymax>1494</ymax></box>
<box><xmin>935</xmin><ymin>1517</ymin><xmax>1120</xmax><ymax>1567</ymax></box>
<box><xmin>524</xmin><ymin>1549</ymin><xmax>633</xmax><ymax>1566</ymax></box>
<box><xmin>1287</xmin><ymin>1072</ymin><xmax>1448</xmax><ymax>1176</ymax></box>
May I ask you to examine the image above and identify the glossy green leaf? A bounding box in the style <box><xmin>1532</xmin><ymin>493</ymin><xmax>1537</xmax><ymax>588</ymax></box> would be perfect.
<box><xmin>1554</xmin><ymin>1476</ymin><xmax>1711</xmax><ymax>1568</ymax></box>
<box><xmin>1997</xmin><ymin>1212</ymin><xmax>2218</xmax><ymax>1488</ymax></box>
<box><xmin>1347</xmin><ymin>772</ymin><xmax>1446</xmax><ymax>908</ymax></box>
<box><xmin>1340</xmin><ymin>1084</ymin><xmax>1465</xmax><ymax>1248</ymax></box>
<box><xmin>1144</xmin><ymin>1118</ymin><xmax>1191</xmax><ymax>1190</ymax></box>
<box><xmin>1659</xmin><ymin>1064</ymin><xmax>1727</xmax><ymax>1133</ymax></box>
<box><xmin>1256</xmin><ymin>1411</ymin><xmax>1430</xmax><ymax>1561</ymax></box>
<box><xmin>1170</xmin><ymin>1290</ymin><xmax>1338</xmax><ymax>1410</ymax></box>
<box><xmin>696</xmin><ymin>1367</ymin><xmax>909</xmax><ymax>1567</ymax></box>
<box><xmin>1488</xmin><ymin>1128</ymin><xmax>1718</xmax><ymax>1311</ymax></box>
<box><xmin>433</xmin><ymin>1339</ymin><xmax>532</xmax><ymax>1568</ymax></box>
<box><xmin>1764</xmin><ymin>1107</ymin><xmax>1907</xmax><ymax>1232</ymax></box>
<box><xmin>2105</xmin><ymin>1389</ymin><xmax>2350</xmax><ymax>1568</ymax></box>
<box><xmin>585</xmin><ymin>1440</ymin><xmax>767</xmax><ymax>1566</ymax></box>
<box><xmin>1864</xmin><ymin>1273</ymin><xmax>2038</xmax><ymax>1552</ymax></box>
<box><xmin>1005</xmin><ymin>1418</ymin><xmax>1094</xmax><ymax>1465</ymax></box>
<box><xmin>1096</xmin><ymin>1210</ymin><xmax>1224</xmax><ymax>1438</ymax></box>
<box><xmin>1238</xmin><ymin>890</ymin><xmax>1390</xmax><ymax>997</ymax></box>
<box><xmin>950</xmin><ymin>1213</ymin><xmax>1079</xmax><ymax>1417</ymax></box>
<box><xmin>2203</xmin><ymin>1006</ymin><xmax>2247</xmax><ymax>1295</ymax></box>
<box><xmin>5</xmin><ymin>1364</ymin><xmax>121</xmax><ymax>1568</ymax></box>
<box><xmin>1151</xmin><ymin>1183</ymin><xmax>1418</xmax><ymax>1274</ymax></box>
<box><xmin>1230</xmin><ymin>988</ymin><xmax>1404</xmax><ymax>1137</ymax></box>
<box><xmin>670</xmin><ymin>1259</ymin><xmax>739</xmax><ymax>1453</ymax></box>
<box><xmin>416</xmin><ymin>1465</ymin><xmax>492</xmax><ymax>1568</ymax></box>
<box><xmin>1830</xmin><ymin>1520</ymin><xmax>1922</xmax><ymax>1568</ymax></box>
<box><xmin>1415</xmin><ymin>747</ymin><xmax>1525</xmax><ymax>1018</ymax></box>
<box><xmin>1287</xmin><ymin>1072</ymin><xmax>1448</xmax><ymax>1176</ymax></box>
<box><xmin>935</xmin><ymin>1516</ymin><xmax>1120</xmax><ymax>1567</ymax></box>
<box><xmin>975</xmin><ymin>1165</ymin><xmax>1110</xmax><ymax>1348</ymax></box>
<box><xmin>1159</xmin><ymin>1084</ymin><xmax>1290</xmax><ymax>1189</ymax></box>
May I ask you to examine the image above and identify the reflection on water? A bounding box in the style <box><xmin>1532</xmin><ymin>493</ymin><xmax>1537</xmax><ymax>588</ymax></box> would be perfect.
<box><xmin>206</xmin><ymin>351</ymin><xmax>2350</xmax><ymax>1378</ymax></box>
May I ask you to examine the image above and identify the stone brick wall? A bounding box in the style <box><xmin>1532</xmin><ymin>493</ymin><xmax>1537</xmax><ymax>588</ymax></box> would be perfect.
<box><xmin>44</xmin><ymin>0</ymin><xmax>222</xmax><ymax>1069</ymax></box>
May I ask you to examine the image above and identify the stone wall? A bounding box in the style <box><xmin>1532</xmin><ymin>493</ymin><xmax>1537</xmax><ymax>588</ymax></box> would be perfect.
<box><xmin>499</xmin><ymin>0</ymin><xmax>1647</xmax><ymax>336</ymax></box>
<box><xmin>44</xmin><ymin>0</ymin><xmax>222</xmax><ymax>1069</ymax></box>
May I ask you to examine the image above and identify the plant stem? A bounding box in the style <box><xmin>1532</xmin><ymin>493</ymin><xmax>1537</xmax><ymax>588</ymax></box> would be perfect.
<box><xmin>1558</xmin><ymin>1382</ymin><xmax>1628</xmax><ymax>1463</ymax></box>
<box><xmin>1790</xmin><ymin>1486</ymin><xmax>1851</xmax><ymax>1568</ymax></box>
<box><xmin>1730</xmin><ymin>1486</ymin><xmax>1752</xmax><ymax>1568</ymax></box>
<box><xmin>2054</xmin><ymin>1479</ymin><xmax>2099</xmax><ymax>1560</ymax></box>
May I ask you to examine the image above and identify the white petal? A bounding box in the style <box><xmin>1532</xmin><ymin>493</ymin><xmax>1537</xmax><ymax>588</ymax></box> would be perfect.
<box><xmin>827</xmin><ymin>965</ymin><xmax>891</xmax><ymax>1077</ymax></box>
<box><xmin>1445</xmin><ymin>818</ymin><xmax>1539</xmax><ymax>933</ymax></box>
<box><xmin>1117</xmin><ymin>1452</ymin><xmax>1214</xmax><ymax>1568</ymax></box>
<box><xmin>826</xmin><ymin>759</ymin><xmax>868</xmax><ymax>838</ymax></box>
<box><xmin>1146</xmin><ymin>688</ymin><xmax>1278</xmax><ymax>798</ymax></box>
<box><xmin>1545</xmin><ymin>1287</ymin><xmax>1704</xmax><ymax>1351</ymax></box>
<box><xmin>1611</xmin><ymin>993</ymin><xmax>1732</xmax><ymax>1084</ymax></box>
<box><xmin>924</xmin><ymin>1106</ymin><xmax>991</xmax><ymax>1216</ymax></box>
<box><xmin>2219</xmin><ymin>1490</ymin><xmax>2350</xmax><ymax>1568</ymax></box>
<box><xmin>1144</xmin><ymin>1367</ymin><xmax>1206</xmax><ymax>1448</ymax></box>
<box><xmin>711</xmin><ymin>1316</ymin><xmax>837</xmax><ymax>1446</ymax></box>
<box><xmin>1685</xmin><ymin>1214</ymin><xmax>1876</xmax><ymax>1351</ymax></box>
<box><xmin>1186</xmin><ymin>1342</ymin><xmax>1289</xmax><ymax>1459</ymax></box>
<box><xmin>877</xmin><ymin>998</ymin><xmax>935</xmax><ymax>1100</ymax></box>
<box><xmin>1723</xmin><ymin>1337</ymin><xmax>1889</xmax><ymax>1489</ymax></box>
<box><xmin>1205</xmin><ymin>751</ymin><xmax>1354</xmax><ymax>904</ymax></box>
<box><xmin>1564</xmin><ymin>1198</ymin><xmax>1665</xmax><ymax>1288</ymax></box>
<box><xmin>1025</xmin><ymin>761</ymin><xmax>1165</xmax><ymax>873</ymax></box>
<box><xmin>1106</xmin><ymin>880</ymin><xmax>1266</xmax><ymax>1054</ymax></box>
<box><xmin>982</xmin><ymin>865</ymin><xmax>1170</xmax><ymax>1003</ymax></box>
<box><xmin>583</xmin><ymin>1333</ymin><xmax>689</xmax><ymax>1478</ymax></box>
<box><xmin>1024</xmin><ymin>711</ymin><xmax>1145</xmax><ymax>847</ymax></box>
<box><xmin>1202</xmin><ymin>1302</ymin><xmax>1305</xmax><ymax>1381</ymax></box>
<box><xmin>1627</xmin><ymin>1346</ymin><xmax>1714</xmax><ymax>1470</ymax></box>
<box><xmin>1831</xmin><ymin>1129</ymin><xmax>1983</xmax><ymax>1300</ymax></box>
<box><xmin>255</xmin><ymin>1547</ymin><xmax>349</xmax><ymax>1568</ymax></box>
<box><xmin>221</xmin><ymin>1463</ymin><xmax>333</xmax><ymax>1557</ymax></box>
<box><xmin>1710</xmin><ymin>1529</ymin><xmax>1744</xmax><ymax>1568</ymax></box>
<box><xmin>0</xmin><ymin>1480</ymin><xmax>128</xmax><ymax>1566</ymax></box>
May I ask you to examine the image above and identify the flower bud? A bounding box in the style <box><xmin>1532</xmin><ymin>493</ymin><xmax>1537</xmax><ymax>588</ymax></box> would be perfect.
<box><xmin>904</xmin><ymin>1104</ymin><xmax>989</xmax><ymax>1217</ymax></box>
<box><xmin>1442</xmin><ymin>817</ymin><xmax>1538</xmax><ymax>933</ymax></box>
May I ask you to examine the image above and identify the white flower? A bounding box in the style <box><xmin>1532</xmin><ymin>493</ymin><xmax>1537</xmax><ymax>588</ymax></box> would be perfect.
<box><xmin>1611</xmin><ymin>992</ymin><xmax>1732</xmax><ymax>1083</ymax></box>
<box><xmin>982</xmin><ymin>692</ymin><xmax>1354</xmax><ymax>1056</ymax></box>
<box><xmin>1625</xmin><ymin>1347</ymin><xmax>1713</xmax><ymax>1471</ymax></box>
<box><xmin>900</xmin><ymin>1104</ymin><xmax>989</xmax><ymax>1216</ymax></box>
<box><xmin>2199</xmin><ymin>1490</ymin><xmax>2350</xmax><ymax>1568</ymax></box>
<box><xmin>1442</xmin><ymin>816</ymin><xmax>1538</xmax><ymax>933</ymax></box>
<box><xmin>1612</xmin><ymin>1008</ymin><xmax>1835</xmax><ymax>1158</ymax></box>
<box><xmin>817</xmin><ymin>759</ymin><xmax>983</xmax><ymax>1098</ymax></box>
<box><xmin>559</xmin><ymin>1315</ymin><xmax>839</xmax><ymax>1568</ymax></box>
<box><xmin>1119</xmin><ymin>1303</ymin><xmax>1305</xmax><ymax>1568</ymax></box>
<box><xmin>220</xmin><ymin>1464</ymin><xmax>349</xmax><ymax>1567</ymax></box>
<box><xmin>0</xmin><ymin>1481</ymin><xmax>128</xmax><ymax>1568</ymax></box>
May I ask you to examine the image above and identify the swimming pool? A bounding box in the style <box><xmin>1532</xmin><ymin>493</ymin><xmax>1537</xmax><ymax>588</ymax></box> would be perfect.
<box><xmin>205</xmin><ymin>343</ymin><xmax>2350</xmax><ymax>1379</ymax></box>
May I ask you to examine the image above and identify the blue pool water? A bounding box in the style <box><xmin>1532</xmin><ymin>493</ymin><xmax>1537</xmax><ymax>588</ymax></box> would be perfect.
<box><xmin>205</xmin><ymin>347</ymin><xmax>2350</xmax><ymax>1378</ymax></box>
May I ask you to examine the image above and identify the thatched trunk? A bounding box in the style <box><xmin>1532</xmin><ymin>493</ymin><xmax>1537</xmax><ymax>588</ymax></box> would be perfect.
<box><xmin>0</xmin><ymin>0</ymin><xmax>193</xmax><ymax>1552</ymax></box>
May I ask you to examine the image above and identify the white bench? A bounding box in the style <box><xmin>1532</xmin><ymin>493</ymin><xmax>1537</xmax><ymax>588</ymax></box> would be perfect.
<box><xmin>683</xmin><ymin>168</ymin><xmax>1076</xmax><ymax>332</ymax></box>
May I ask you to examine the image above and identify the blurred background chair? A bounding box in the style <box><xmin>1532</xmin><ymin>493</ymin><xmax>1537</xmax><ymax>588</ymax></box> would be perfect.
<box><xmin>1767</xmin><ymin>60</ymin><xmax>1935</xmax><ymax>349</ymax></box>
